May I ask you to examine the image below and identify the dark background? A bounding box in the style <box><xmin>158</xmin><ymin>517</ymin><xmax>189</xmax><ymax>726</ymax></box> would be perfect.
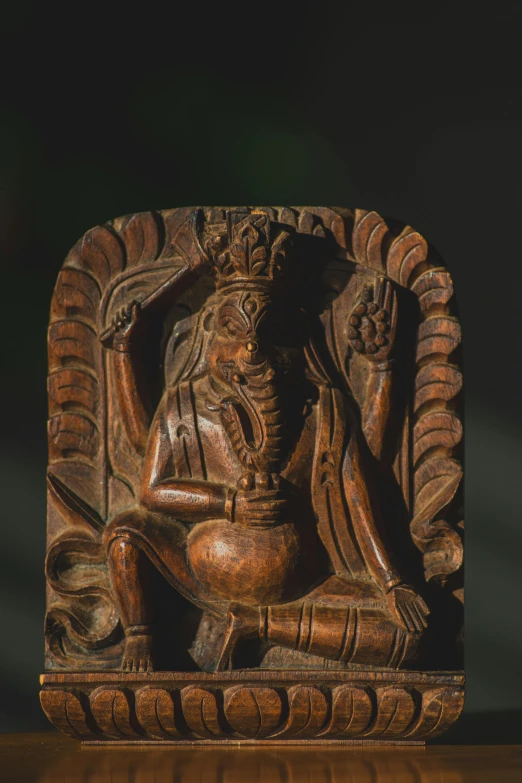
<box><xmin>0</xmin><ymin>0</ymin><xmax>521</xmax><ymax>739</ymax></box>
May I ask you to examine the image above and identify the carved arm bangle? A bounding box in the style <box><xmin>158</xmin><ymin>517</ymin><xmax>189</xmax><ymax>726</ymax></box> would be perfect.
<box><xmin>369</xmin><ymin>359</ymin><xmax>395</xmax><ymax>373</ymax></box>
<box><xmin>383</xmin><ymin>575</ymin><xmax>403</xmax><ymax>594</ymax></box>
<box><xmin>225</xmin><ymin>488</ymin><xmax>237</xmax><ymax>522</ymax></box>
<box><xmin>114</xmin><ymin>342</ymin><xmax>138</xmax><ymax>353</ymax></box>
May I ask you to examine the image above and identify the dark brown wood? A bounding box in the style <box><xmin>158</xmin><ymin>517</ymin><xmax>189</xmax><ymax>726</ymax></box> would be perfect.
<box><xmin>43</xmin><ymin>206</ymin><xmax>464</xmax><ymax>743</ymax></box>
<box><xmin>40</xmin><ymin>670</ymin><xmax>463</xmax><ymax>742</ymax></box>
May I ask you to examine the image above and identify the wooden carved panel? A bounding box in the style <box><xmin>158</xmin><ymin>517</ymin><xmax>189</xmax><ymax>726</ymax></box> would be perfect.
<box><xmin>43</xmin><ymin>206</ymin><xmax>464</xmax><ymax>743</ymax></box>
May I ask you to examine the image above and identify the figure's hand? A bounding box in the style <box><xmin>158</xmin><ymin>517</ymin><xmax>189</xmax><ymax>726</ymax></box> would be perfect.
<box><xmin>100</xmin><ymin>300</ymin><xmax>141</xmax><ymax>351</ymax></box>
<box><xmin>233</xmin><ymin>488</ymin><xmax>288</xmax><ymax>528</ymax></box>
<box><xmin>348</xmin><ymin>276</ymin><xmax>397</xmax><ymax>363</ymax></box>
<box><xmin>387</xmin><ymin>584</ymin><xmax>429</xmax><ymax>633</ymax></box>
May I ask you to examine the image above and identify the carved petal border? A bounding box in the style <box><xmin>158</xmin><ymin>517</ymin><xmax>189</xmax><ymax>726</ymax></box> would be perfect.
<box><xmin>40</xmin><ymin>671</ymin><xmax>464</xmax><ymax>744</ymax></box>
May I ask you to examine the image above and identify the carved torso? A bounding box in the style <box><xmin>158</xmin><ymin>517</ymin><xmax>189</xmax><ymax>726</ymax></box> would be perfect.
<box><xmin>161</xmin><ymin>374</ymin><xmax>324</xmax><ymax>605</ymax></box>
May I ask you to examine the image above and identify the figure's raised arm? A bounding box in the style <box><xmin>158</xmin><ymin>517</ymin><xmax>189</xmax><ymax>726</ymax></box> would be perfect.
<box><xmin>347</xmin><ymin>275</ymin><xmax>398</xmax><ymax>461</ymax></box>
<box><xmin>99</xmin><ymin>210</ymin><xmax>212</xmax><ymax>456</ymax></box>
<box><xmin>101</xmin><ymin>298</ymin><xmax>159</xmax><ymax>456</ymax></box>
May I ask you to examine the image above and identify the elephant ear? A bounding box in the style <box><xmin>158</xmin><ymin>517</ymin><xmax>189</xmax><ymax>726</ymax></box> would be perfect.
<box><xmin>320</xmin><ymin>210</ymin><xmax>463</xmax><ymax>589</ymax></box>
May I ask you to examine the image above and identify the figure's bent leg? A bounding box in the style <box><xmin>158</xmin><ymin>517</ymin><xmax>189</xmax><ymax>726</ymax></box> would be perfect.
<box><xmin>105</xmin><ymin>506</ymin><xmax>226</xmax><ymax>672</ymax></box>
<box><xmin>107</xmin><ymin>536</ymin><xmax>154</xmax><ymax>672</ymax></box>
<box><xmin>261</xmin><ymin>599</ymin><xmax>421</xmax><ymax>669</ymax></box>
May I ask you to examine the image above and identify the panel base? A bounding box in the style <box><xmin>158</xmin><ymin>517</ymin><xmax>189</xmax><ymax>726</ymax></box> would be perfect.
<box><xmin>40</xmin><ymin>669</ymin><xmax>464</xmax><ymax>744</ymax></box>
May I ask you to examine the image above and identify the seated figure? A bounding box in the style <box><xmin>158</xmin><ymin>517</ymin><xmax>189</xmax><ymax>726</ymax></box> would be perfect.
<box><xmin>102</xmin><ymin>209</ymin><xmax>429</xmax><ymax>672</ymax></box>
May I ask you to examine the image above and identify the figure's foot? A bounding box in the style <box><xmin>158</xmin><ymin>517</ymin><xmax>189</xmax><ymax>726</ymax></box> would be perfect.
<box><xmin>215</xmin><ymin>603</ymin><xmax>261</xmax><ymax>671</ymax></box>
<box><xmin>121</xmin><ymin>633</ymin><xmax>154</xmax><ymax>672</ymax></box>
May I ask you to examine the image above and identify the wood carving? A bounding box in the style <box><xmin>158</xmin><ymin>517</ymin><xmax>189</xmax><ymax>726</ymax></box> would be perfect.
<box><xmin>43</xmin><ymin>206</ymin><xmax>464</xmax><ymax>743</ymax></box>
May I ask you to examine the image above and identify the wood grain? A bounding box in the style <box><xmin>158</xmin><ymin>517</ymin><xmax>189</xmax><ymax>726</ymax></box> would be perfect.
<box><xmin>40</xmin><ymin>671</ymin><xmax>464</xmax><ymax>743</ymax></box>
<box><xmin>44</xmin><ymin>206</ymin><xmax>464</xmax><ymax>743</ymax></box>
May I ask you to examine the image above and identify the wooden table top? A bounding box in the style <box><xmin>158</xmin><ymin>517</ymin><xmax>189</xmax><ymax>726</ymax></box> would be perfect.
<box><xmin>0</xmin><ymin>732</ymin><xmax>521</xmax><ymax>782</ymax></box>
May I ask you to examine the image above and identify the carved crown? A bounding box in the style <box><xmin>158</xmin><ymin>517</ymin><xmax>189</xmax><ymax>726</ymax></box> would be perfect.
<box><xmin>202</xmin><ymin>209</ymin><xmax>293</xmax><ymax>291</ymax></box>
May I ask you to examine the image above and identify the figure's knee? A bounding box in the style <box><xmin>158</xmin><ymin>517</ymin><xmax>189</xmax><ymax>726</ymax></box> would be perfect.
<box><xmin>107</xmin><ymin>535</ymin><xmax>139</xmax><ymax>571</ymax></box>
<box><xmin>103</xmin><ymin>507</ymin><xmax>146</xmax><ymax>551</ymax></box>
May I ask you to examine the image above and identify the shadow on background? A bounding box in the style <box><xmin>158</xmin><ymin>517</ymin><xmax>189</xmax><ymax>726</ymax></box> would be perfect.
<box><xmin>1</xmin><ymin>0</ymin><xmax>521</xmax><ymax>734</ymax></box>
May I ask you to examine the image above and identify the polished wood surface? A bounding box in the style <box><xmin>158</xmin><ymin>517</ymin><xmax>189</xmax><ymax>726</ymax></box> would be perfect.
<box><xmin>1</xmin><ymin>732</ymin><xmax>521</xmax><ymax>782</ymax></box>
<box><xmin>44</xmin><ymin>207</ymin><xmax>463</xmax><ymax>742</ymax></box>
<box><xmin>40</xmin><ymin>670</ymin><xmax>464</xmax><ymax>743</ymax></box>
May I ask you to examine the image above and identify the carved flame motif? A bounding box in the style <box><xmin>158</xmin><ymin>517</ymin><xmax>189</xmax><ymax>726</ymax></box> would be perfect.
<box><xmin>203</xmin><ymin>210</ymin><xmax>292</xmax><ymax>289</ymax></box>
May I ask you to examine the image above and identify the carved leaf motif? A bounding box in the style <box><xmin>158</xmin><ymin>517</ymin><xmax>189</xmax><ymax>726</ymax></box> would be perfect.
<box><xmin>40</xmin><ymin>689</ymin><xmax>93</xmax><ymax>739</ymax></box>
<box><xmin>48</xmin><ymin>412</ymin><xmax>99</xmax><ymax>461</ymax></box>
<box><xmin>45</xmin><ymin>599</ymin><xmax>121</xmax><ymax>658</ymax></box>
<box><xmin>135</xmin><ymin>687</ymin><xmax>180</xmax><ymax>739</ymax></box>
<box><xmin>280</xmin><ymin>207</ymin><xmax>298</xmax><ymax>228</ymax></box>
<box><xmin>406</xmin><ymin>687</ymin><xmax>465</xmax><ymax>739</ymax></box>
<box><xmin>90</xmin><ymin>688</ymin><xmax>140</xmax><ymax>739</ymax></box>
<box><xmin>413</xmin><ymin>411</ymin><xmax>463</xmax><ymax>466</ymax></box>
<box><xmin>51</xmin><ymin>268</ymin><xmax>101</xmax><ymax>323</ymax></box>
<box><xmin>387</xmin><ymin>227</ymin><xmax>428</xmax><ymax>287</ymax></box>
<box><xmin>369</xmin><ymin>687</ymin><xmax>416</xmax><ymax>737</ymax></box>
<box><xmin>411</xmin><ymin>471</ymin><xmax>462</xmax><ymax>544</ymax></box>
<box><xmin>224</xmin><ymin>686</ymin><xmax>283</xmax><ymax>738</ymax></box>
<box><xmin>46</xmin><ymin>530</ymin><xmax>106</xmax><ymax>596</ymax></box>
<box><xmin>162</xmin><ymin>206</ymin><xmax>199</xmax><ymax>257</ymax></box>
<box><xmin>414</xmin><ymin>457</ymin><xmax>462</xmax><ymax>513</ymax></box>
<box><xmin>423</xmin><ymin>525</ymin><xmax>464</xmax><ymax>582</ymax></box>
<box><xmin>48</xmin><ymin>321</ymin><xmax>97</xmax><ymax>371</ymax></box>
<box><xmin>298</xmin><ymin>210</ymin><xmax>315</xmax><ymax>234</ymax></box>
<box><xmin>48</xmin><ymin>368</ymin><xmax>98</xmax><ymax>416</ymax></box>
<box><xmin>411</xmin><ymin>268</ymin><xmax>454</xmax><ymax>312</ymax></box>
<box><xmin>181</xmin><ymin>687</ymin><xmax>221</xmax><ymax>738</ymax></box>
<box><xmin>70</xmin><ymin>226</ymin><xmax>125</xmax><ymax>289</ymax></box>
<box><xmin>251</xmin><ymin>246</ymin><xmax>267</xmax><ymax>263</ymax></box>
<box><xmin>320</xmin><ymin>686</ymin><xmax>373</xmax><ymax>738</ymax></box>
<box><xmin>49</xmin><ymin>461</ymin><xmax>100</xmax><ymax>518</ymax></box>
<box><xmin>352</xmin><ymin>210</ymin><xmax>388</xmax><ymax>271</ymax></box>
<box><xmin>328</xmin><ymin>210</ymin><xmax>348</xmax><ymax>248</ymax></box>
<box><xmin>416</xmin><ymin>317</ymin><xmax>461</xmax><ymax>362</ymax></box>
<box><xmin>411</xmin><ymin>467</ymin><xmax>463</xmax><ymax>580</ymax></box>
<box><xmin>47</xmin><ymin>471</ymin><xmax>104</xmax><ymax>533</ymax></box>
<box><xmin>414</xmin><ymin>363</ymin><xmax>463</xmax><ymax>412</ymax></box>
<box><xmin>272</xmin><ymin>686</ymin><xmax>328</xmax><ymax>738</ymax></box>
<box><xmin>118</xmin><ymin>212</ymin><xmax>160</xmax><ymax>268</ymax></box>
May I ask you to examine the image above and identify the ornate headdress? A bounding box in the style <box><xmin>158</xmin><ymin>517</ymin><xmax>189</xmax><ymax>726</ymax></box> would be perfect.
<box><xmin>190</xmin><ymin>208</ymin><xmax>294</xmax><ymax>292</ymax></box>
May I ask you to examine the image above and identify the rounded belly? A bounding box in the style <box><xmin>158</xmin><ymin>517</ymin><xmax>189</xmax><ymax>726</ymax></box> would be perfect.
<box><xmin>186</xmin><ymin>520</ymin><xmax>302</xmax><ymax>605</ymax></box>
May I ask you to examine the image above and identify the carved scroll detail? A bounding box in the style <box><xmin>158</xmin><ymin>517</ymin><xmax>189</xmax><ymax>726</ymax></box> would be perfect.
<box><xmin>90</xmin><ymin>687</ymin><xmax>141</xmax><ymax>739</ymax></box>
<box><xmin>40</xmin><ymin>674</ymin><xmax>464</xmax><ymax>742</ymax></box>
<box><xmin>135</xmin><ymin>687</ymin><xmax>181</xmax><ymax>739</ymax></box>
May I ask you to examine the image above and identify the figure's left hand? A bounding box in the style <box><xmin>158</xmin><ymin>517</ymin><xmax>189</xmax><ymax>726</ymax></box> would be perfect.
<box><xmin>387</xmin><ymin>584</ymin><xmax>429</xmax><ymax>633</ymax></box>
<box><xmin>348</xmin><ymin>276</ymin><xmax>397</xmax><ymax>363</ymax></box>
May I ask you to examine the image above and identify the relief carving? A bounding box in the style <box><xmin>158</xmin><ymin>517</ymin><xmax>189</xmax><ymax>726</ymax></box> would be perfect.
<box><xmin>43</xmin><ymin>206</ymin><xmax>463</xmax><ymax>742</ymax></box>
